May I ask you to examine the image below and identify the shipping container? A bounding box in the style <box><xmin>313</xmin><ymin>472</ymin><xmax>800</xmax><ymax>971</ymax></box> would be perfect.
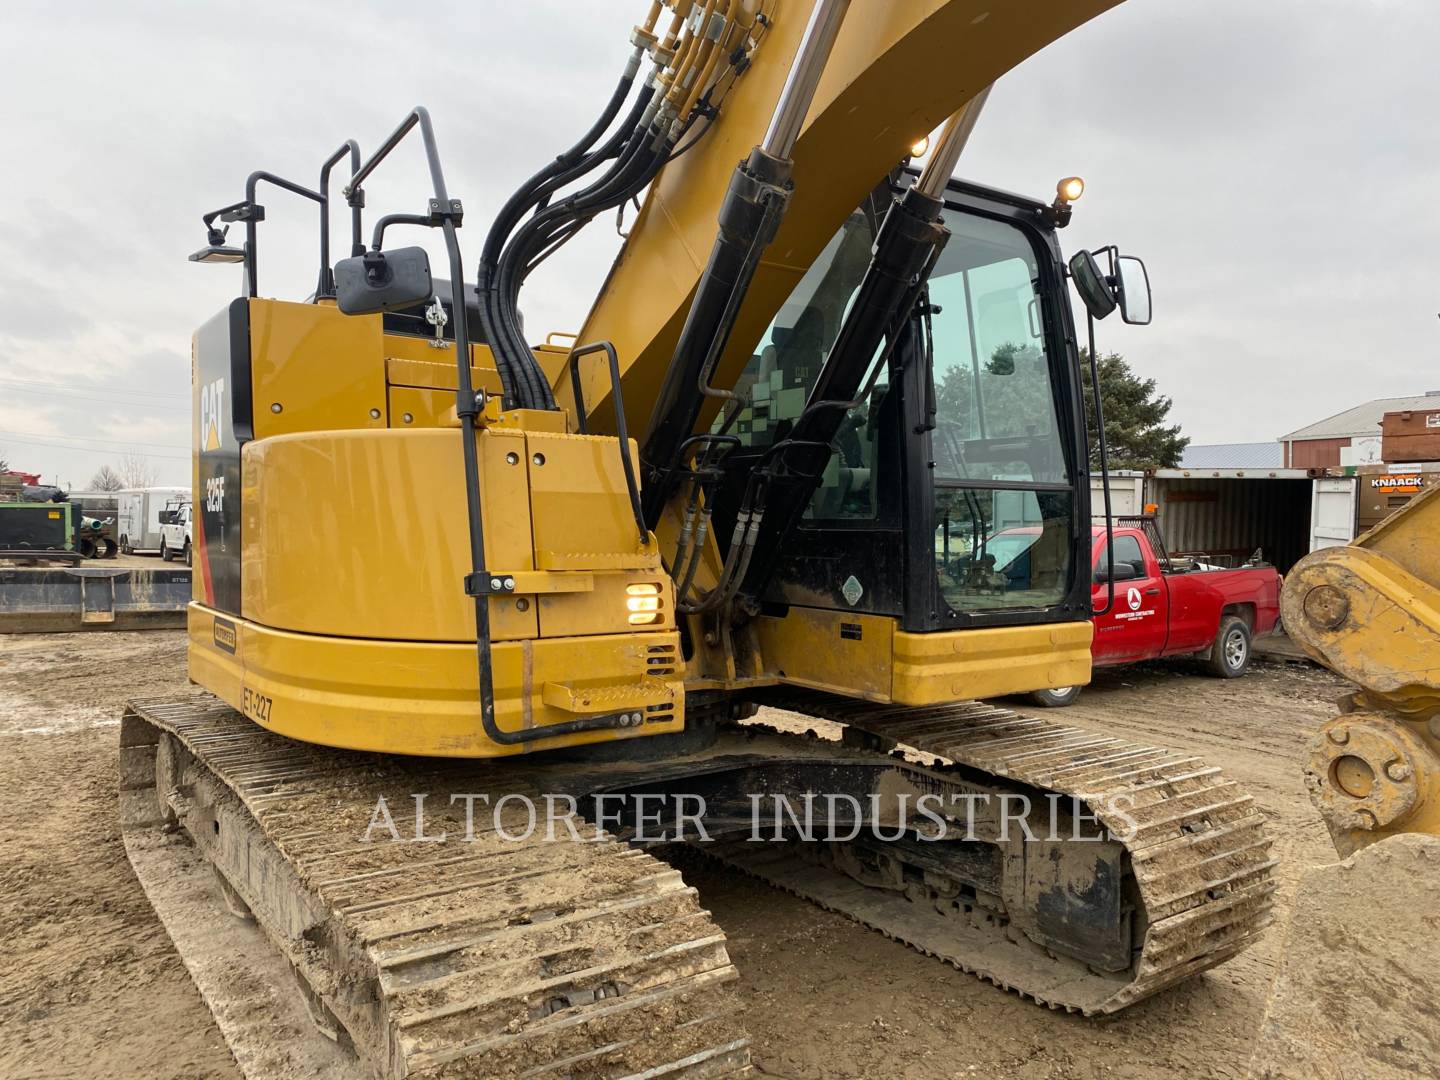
<box><xmin>1380</xmin><ymin>407</ymin><xmax>1440</xmax><ymax>463</ymax></box>
<box><xmin>1089</xmin><ymin>472</ymin><xmax>1146</xmax><ymax>520</ymax></box>
<box><xmin>1310</xmin><ymin>477</ymin><xmax>1359</xmax><ymax>551</ymax></box>
<box><xmin>1095</xmin><ymin>462</ymin><xmax>1440</xmax><ymax>567</ymax></box>
<box><xmin>1148</xmin><ymin>471</ymin><xmax>1314</xmax><ymax>572</ymax></box>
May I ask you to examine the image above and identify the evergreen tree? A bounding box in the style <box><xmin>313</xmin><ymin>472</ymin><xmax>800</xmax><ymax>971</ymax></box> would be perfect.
<box><xmin>932</xmin><ymin>341</ymin><xmax>1187</xmax><ymax>471</ymax></box>
<box><xmin>1082</xmin><ymin>350</ymin><xmax>1188</xmax><ymax>469</ymax></box>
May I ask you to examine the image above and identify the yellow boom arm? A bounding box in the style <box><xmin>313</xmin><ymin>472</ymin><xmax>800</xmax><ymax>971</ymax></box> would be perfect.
<box><xmin>569</xmin><ymin>0</ymin><xmax>1120</xmax><ymax>437</ymax></box>
<box><xmin>1283</xmin><ymin>485</ymin><xmax>1440</xmax><ymax>854</ymax></box>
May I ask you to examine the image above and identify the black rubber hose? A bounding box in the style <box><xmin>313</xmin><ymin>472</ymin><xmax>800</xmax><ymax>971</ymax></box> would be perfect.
<box><xmin>491</xmin><ymin>134</ymin><xmax>670</xmax><ymax>404</ymax></box>
<box><xmin>478</xmin><ymin>69</ymin><xmax>636</xmax><ymax>277</ymax></box>
<box><xmin>476</xmin><ymin>65</ymin><xmax>640</xmax><ymax>408</ymax></box>
<box><xmin>488</xmin><ymin>112</ymin><xmax>662</xmax><ymax>407</ymax></box>
<box><xmin>529</xmin><ymin>84</ymin><xmax>656</xmax><ymax>217</ymax></box>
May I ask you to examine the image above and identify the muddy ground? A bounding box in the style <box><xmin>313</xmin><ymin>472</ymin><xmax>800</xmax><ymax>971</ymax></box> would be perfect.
<box><xmin>0</xmin><ymin>630</ymin><xmax>1347</xmax><ymax>1079</ymax></box>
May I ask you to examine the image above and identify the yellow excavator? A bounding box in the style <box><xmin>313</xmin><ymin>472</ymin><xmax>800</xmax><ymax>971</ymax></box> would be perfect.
<box><xmin>1248</xmin><ymin>489</ymin><xmax>1440</xmax><ymax>1079</ymax></box>
<box><xmin>121</xmin><ymin>2</ymin><xmax>1279</xmax><ymax>1076</ymax></box>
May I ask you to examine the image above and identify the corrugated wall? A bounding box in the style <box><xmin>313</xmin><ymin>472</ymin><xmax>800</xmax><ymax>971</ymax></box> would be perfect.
<box><xmin>1149</xmin><ymin>476</ymin><xmax>1314</xmax><ymax>572</ymax></box>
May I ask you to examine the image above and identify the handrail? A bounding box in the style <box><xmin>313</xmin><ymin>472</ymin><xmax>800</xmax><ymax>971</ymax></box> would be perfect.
<box><xmin>200</xmin><ymin>171</ymin><xmax>324</xmax><ymax>299</ymax></box>
<box><xmin>317</xmin><ymin>141</ymin><xmax>362</xmax><ymax>298</ymax></box>
<box><xmin>565</xmin><ymin>340</ymin><xmax>648</xmax><ymax>545</ymax></box>
<box><xmin>196</xmin><ymin>142</ymin><xmax>362</xmax><ymax>302</ymax></box>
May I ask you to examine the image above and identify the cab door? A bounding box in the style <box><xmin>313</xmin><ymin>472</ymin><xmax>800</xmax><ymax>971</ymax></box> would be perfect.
<box><xmin>1090</xmin><ymin>532</ymin><xmax>1167</xmax><ymax>663</ymax></box>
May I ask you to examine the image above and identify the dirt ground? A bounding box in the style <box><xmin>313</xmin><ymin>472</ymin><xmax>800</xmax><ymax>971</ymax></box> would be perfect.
<box><xmin>0</xmin><ymin>632</ymin><xmax>229</xmax><ymax>1080</ymax></box>
<box><xmin>0</xmin><ymin>630</ymin><xmax>1348</xmax><ymax>1080</ymax></box>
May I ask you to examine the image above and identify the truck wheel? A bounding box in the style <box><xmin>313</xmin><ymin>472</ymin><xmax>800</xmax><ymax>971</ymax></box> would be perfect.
<box><xmin>1208</xmin><ymin>616</ymin><xmax>1252</xmax><ymax>679</ymax></box>
<box><xmin>120</xmin><ymin>535</ymin><xmax>131</xmax><ymax>555</ymax></box>
<box><xmin>183</xmin><ymin>540</ymin><xmax>192</xmax><ymax>567</ymax></box>
<box><xmin>1030</xmin><ymin>686</ymin><xmax>1082</xmax><ymax>708</ymax></box>
<box><xmin>160</xmin><ymin>542</ymin><xmax>171</xmax><ymax>562</ymax></box>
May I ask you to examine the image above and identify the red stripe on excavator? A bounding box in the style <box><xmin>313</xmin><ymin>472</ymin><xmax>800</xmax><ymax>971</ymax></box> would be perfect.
<box><xmin>194</xmin><ymin>508</ymin><xmax>215</xmax><ymax>607</ymax></box>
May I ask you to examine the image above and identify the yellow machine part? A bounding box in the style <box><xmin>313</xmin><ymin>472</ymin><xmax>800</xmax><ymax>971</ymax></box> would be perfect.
<box><xmin>569</xmin><ymin>0</ymin><xmax>1120</xmax><ymax>434</ymax></box>
<box><xmin>194</xmin><ymin>296</ymin><xmax>1096</xmax><ymax>757</ymax></box>
<box><xmin>244</xmin><ymin>298</ymin><xmax>570</xmax><ymax>435</ymax></box>
<box><xmin>235</xmin><ymin>426</ymin><xmax>669</xmax><ymax>643</ymax></box>
<box><xmin>188</xmin><ymin>298</ymin><xmax>686</xmax><ymax>756</ymax></box>
<box><xmin>1282</xmin><ymin>484</ymin><xmax>1440</xmax><ymax>855</ymax></box>
<box><xmin>755</xmin><ymin>607</ymin><xmax>1092</xmax><ymax>704</ymax></box>
<box><xmin>189</xmin><ymin>605</ymin><xmax>684</xmax><ymax>757</ymax></box>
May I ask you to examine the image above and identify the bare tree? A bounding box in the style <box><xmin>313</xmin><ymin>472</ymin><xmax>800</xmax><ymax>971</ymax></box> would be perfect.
<box><xmin>118</xmin><ymin>449</ymin><xmax>160</xmax><ymax>489</ymax></box>
<box><xmin>90</xmin><ymin>464</ymin><xmax>124</xmax><ymax>491</ymax></box>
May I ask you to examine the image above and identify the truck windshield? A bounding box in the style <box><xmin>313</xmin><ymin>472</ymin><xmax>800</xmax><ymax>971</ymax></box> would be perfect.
<box><xmin>928</xmin><ymin>209</ymin><xmax>1072</xmax><ymax>613</ymax></box>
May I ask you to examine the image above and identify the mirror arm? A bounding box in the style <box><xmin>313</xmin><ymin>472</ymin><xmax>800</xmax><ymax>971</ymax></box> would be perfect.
<box><xmin>370</xmin><ymin>212</ymin><xmax>433</xmax><ymax>253</ymax></box>
<box><xmin>1087</xmin><ymin>307</ymin><xmax>1115</xmax><ymax>616</ymax></box>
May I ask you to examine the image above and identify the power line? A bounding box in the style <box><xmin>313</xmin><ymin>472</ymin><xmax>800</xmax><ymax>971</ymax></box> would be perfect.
<box><xmin>0</xmin><ymin>374</ymin><xmax>189</xmax><ymax>401</ymax></box>
<box><xmin>0</xmin><ymin>383</ymin><xmax>188</xmax><ymax>411</ymax></box>
<box><xmin>0</xmin><ymin>428</ymin><xmax>190</xmax><ymax>453</ymax></box>
<box><xmin>0</xmin><ymin>435</ymin><xmax>191</xmax><ymax>462</ymax></box>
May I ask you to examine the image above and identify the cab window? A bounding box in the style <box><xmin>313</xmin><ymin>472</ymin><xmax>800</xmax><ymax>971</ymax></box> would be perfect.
<box><xmin>718</xmin><ymin>207</ymin><xmax>885</xmax><ymax>520</ymax></box>
<box><xmin>928</xmin><ymin>209</ymin><xmax>1072</xmax><ymax>613</ymax></box>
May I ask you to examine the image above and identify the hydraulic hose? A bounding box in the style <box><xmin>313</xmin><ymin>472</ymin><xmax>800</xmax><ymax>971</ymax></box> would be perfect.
<box><xmin>490</xmin><ymin>112</ymin><xmax>666</xmax><ymax>382</ymax></box>
<box><xmin>476</xmin><ymin>54</ymin><xmax>644</xmax><ymax>408</ymax></box>
<box><xmin>490</xmin><ymin>126</ymin><xmax>674</xmax><ymax>401</ymax></box>
<box><xmin>480</xmin><ymin>0</ymin><xmax>757</xmax><ymax>413</ymax></box>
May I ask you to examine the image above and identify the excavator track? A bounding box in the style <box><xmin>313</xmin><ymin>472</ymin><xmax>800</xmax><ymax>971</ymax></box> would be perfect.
<box><xmin>119</xmin><ymin>697</ymin><xmax>752</xmax><ymax>1080</ymax></box>
<box><xmin>121</xmin><ymin>691</ymin><xmax>1277</xmax><ymax>1078</ymax></box>
<box><xmin>714</xmin><ymin>692</ymin><xmax>1280</xmax><ymax>1015</ymax></box>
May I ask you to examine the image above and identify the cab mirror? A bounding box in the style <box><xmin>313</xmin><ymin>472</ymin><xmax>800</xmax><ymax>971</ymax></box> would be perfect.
<box><xmin>1115</xmin><ymin>256</ymin><xmax>1152</xmax><ymax>325</ymax></box>
<box><xmin>1094</xmin><ymin>561</ymin><xmax>1138</xmax><ymax>584</ymax></box>
<box><xmin>1068</xmin><ymin>249</ymin><xmax>1116</xmax><ymax>321</ymax></box>
<box><xmin>334</xmin><ymin>246</ymin><xmax>433</xmax><ymax>316</ymax></box>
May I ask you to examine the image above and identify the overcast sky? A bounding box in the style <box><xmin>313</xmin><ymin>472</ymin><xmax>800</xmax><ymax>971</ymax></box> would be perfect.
<box><xmin>2</xmin><ymin>0</ymin><xmax>1437</xmax><ymax>488</ymax></box>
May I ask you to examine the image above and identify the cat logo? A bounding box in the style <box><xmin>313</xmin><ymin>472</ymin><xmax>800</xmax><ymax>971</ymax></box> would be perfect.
<box><xmin>199</xmin><ymin>377</ymin><xmax>225</xmax><ymax>452</ymax></box>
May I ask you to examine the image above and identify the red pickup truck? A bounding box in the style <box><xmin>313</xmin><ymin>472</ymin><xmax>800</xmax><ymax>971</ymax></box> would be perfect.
<box><xmin>1028</xmin><ymin>524</ymin><xmax>1281</xmax><ymax>707</ymax></box>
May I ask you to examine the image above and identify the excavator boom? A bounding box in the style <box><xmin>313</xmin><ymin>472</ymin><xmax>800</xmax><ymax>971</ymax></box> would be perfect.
<box><xmin>571</xmin><ymin>0</ymin><xmax>1121</xmax><ymax>440</ymax></box>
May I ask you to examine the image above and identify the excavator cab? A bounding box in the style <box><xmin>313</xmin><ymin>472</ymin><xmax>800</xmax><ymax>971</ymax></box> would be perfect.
<box><xmin>720</xmin><ymin>176</ymin><xmax>1093</xmax><ymax>633</ymax></box>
